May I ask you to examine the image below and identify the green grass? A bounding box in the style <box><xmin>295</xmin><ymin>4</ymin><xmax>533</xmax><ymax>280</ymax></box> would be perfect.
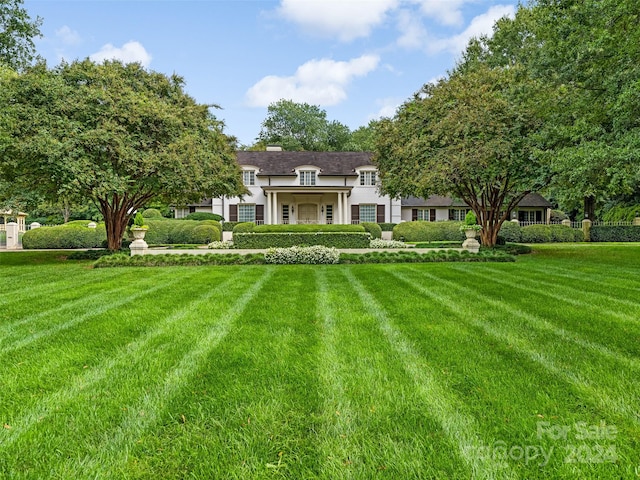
<box><xmin>0</xmin><ymin>245</ymin><xmax>639</xmax><ymax>479</ymax></box>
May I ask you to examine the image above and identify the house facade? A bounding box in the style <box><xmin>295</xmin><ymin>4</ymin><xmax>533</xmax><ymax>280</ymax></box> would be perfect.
<box><xmin>174</xmin><ymin>147</ymin><xmax>403</xmax><ymax>225</ymax></box>
<box><xmin>401</xmin><ymin>193</ymin><xmax>553</xmax><ymax>224</ymax></box>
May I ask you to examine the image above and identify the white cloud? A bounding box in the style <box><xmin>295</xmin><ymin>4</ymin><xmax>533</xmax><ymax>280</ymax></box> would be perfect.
<box><xmin>369</xmin><ymin>97</ymin><xmax>402</xmax><ymax>120</ymax></box>
<box><xmin>428</xmin><ymin>5</ymin><xmax>515</xmax><ymax>54</ymax></box>
<box><xmin>245</xmin><ymin>55</ymin><xmax>380</xmax><ymax>107</ymax></box>
<box><xmin>412</xmin><ymin>0</ymin><xmax>468</xmax><ymax>26</ymax></box>
<box><xmin>396</xmin><ymin>8</ymin><xmax>427</xmax><ymax>49</ymax></box>
<box><xmin>277</xmin><ymin>0</ymin><xmax>398</xmax><ymax>41</ymax></box>
<box><xmin>55</xmin><ymin>25</ymin><xmax>82</xmax><ymax>46</ymax></box>
<box><xmin>90</xmin><ymin>41</ymin><xmax>152</xmax><ymax>68</ymax></box>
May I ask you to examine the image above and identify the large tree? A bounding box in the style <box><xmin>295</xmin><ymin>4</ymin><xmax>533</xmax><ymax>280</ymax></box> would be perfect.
<box><xmin>485</xmin><ymin>0</ymin><xmax>640</xmax><ymax>219</ymax></box>
<box><xmin>255</xmin><ymin>99</ymin><xmax>363</xmax><ymax>151</ymax></box>
<box><xmin>374</xmin><ymin>64</ymin><xmax>547</xmax><ymax>247</ymax></box>
<box><xmin>0</xmin><ymin>0</ymin><xmax>42</xmax><ymax>70</ymax></box>
<box><xmin>0</xmin><ymin>59</ymin><xmax>245</xmax><ymax>249</ymax></box>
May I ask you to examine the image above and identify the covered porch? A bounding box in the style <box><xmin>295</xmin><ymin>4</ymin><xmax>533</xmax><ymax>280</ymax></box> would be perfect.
<box><xmin>263</xmin><ymin>187</ymin><xmax>352</xmax><ymax>225</ymax></box>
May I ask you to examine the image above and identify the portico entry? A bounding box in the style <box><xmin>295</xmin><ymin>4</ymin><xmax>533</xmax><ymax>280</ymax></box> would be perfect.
<box><xmin>297</xmin><ymin>203</ymin><xmax>318</xmax><ymax>224</ymax></box>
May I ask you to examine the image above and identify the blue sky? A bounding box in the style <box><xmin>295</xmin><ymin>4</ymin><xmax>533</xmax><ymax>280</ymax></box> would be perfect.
<box><xmin>25</xmin><ymin>0</ymin><xmax>516</xmax><ymax>146</ymax></box>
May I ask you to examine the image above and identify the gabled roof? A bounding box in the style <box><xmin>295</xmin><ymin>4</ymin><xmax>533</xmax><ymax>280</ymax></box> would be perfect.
<box><xmin>402</xmin><ymin>193</ymin><xmax>552</xmax><ymax>208</ymax></box>
<box><xmin>236</xmin><ymin>151</ymin><xmax>373</xmax><ymax>176</ymax></box>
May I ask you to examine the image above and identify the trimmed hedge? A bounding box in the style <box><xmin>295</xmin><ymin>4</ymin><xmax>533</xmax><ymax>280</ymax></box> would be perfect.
<box><xmin>232</xmin><ymin>222</ymin><xmax>255</xmax><ymax>233</ymax></box>
<box><xmin>393</xmin><ymin>221</ymin><xmax>465</xmax><ymax>242</ymax></box>
<box><xmin>591</xmin><ymin>225</ymin><xmax>640</xmax><ymax>242</ymax></box>
<box><xmin>340</xmin><ymin>249</ymin><xmax>515</xmax><ymax>264</ymax></box>
<box><xmin>233</xmin><ymin>232</ymin><xmax>371</xmax><ymax>249</ymax></box>
<box><xmin>144</xmin><ymin>219</ymin><xmax>221</xmax><ymax>245</ymax></box>
<box><xmin>498</xmin><ymin>221</ymin><xmax>522</xmax><ymax>243</ymax></box>
<box><xmin>222</xmin><ymin>221</ymin><xmax>241</xmax><ymax>232</ymax></box>
<box><xmin>22</xmin><ymin>224</ymin><xmax>107</xmax><ymax>249</ymax></box>
<box><xmin>378</xmin><ymin>223</ymin><xmax>397</xmax><ymax>232</ymax></box>
<box><xmin>184</xmin><ymin>212</ymin><xmax>224</xmax><ymax>221</ymax></box>
<box><xmin>141</xmin><ymin>208</ymin><xmax>164</xmax><ymax>218</ymax></box>
<box><xmin>253</xmin><ymin>224</ymin><xmax>365</xmax><ymax>233</ymax></box>
<box><xmin>520</xmin><ymin>224</ymin><xmax>583</xmax><ymax>243</ymax></box>
<box><xmin>361</xmin><ymin>222</ymin><xmax>382</xmax><ymax>239</ymax></box>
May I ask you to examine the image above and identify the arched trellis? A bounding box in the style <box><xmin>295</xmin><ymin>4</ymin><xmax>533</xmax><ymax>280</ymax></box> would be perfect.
<box><xmin>0</xmin><ymin>210</ymin><xmax>27</xmax><ymax>233</ymax></box>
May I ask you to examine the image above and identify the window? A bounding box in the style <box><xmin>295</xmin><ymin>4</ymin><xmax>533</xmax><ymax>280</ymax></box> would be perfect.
<box><xmin>360</xmin><ymin>171</ymin><xmax>376</xmax><ymax>186</ymax></box>
<box><xmin>282</xmin><ymin>205</ymin><xmax>290</xmax><ymax>224</ymax></box>
<box><xmin>449</xmin><ymin>208</ymin><xmax>470</xmax><ymax>221</ymax></box>
<box><xmin>325</xmin><ymin>205</ymin><xmax>333</xmax><ymax>224</ymax></box>
<box><xmin>189</xmin><ymin>206</ymin><xmax>196</xmax><ymax>213</ymax></box>
<box><xmin>238</xmin><ymin>204</ymin><xmax>256</xmax><ymax>223</ymax></box>
<box><xmin>519</xmin><ymin>210</ymin><xmax>542</xmax><ymax>223</ymax></box>
<box><xmin>300</xmin><ymin>170</ymin><xmax>316</xmax><ymax>186</ymax></box>
<box><xmin>242</xmin><ymin>170</ymin><xmax>255</xmax><ymax>186</ymax></box>
<box><xmin>417</xmin><ymin>209</ymin><xmax>430</xmax><ymax>221</ymax></box>
<box><xmin>359</xmin><ymin>204</ymin><xmax>376</xmax><ymax>223</ymax></box>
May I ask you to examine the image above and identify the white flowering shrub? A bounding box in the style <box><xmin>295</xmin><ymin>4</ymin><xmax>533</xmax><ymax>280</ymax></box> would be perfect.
<box><xmin>208</xmin><ymin>240</ymin><xmax>234</xmax><ymax>249</ymax></box>
<box><xmin>264</xmin><ymin>245</ymin><xmax>340</xmax><ymax>264</ymax></box>
<box><xmin>369</xmin><ymin>239</ymin><xmax>408</xmax><ymax>249</ymax></box>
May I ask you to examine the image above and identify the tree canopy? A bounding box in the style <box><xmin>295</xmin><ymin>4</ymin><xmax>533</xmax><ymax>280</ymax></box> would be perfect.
<box><xmin>0</xmin><ymin>59</ymin><xmax>245</xmax><ymax>249</ymax></box>
<box><xmin>254</xmin><ymin>99</ymin><xmax>375</xmax><ymax>152</ymax></box>
<box><xmin>374</xmin><ymin>64</ymin><xmax>546</xmax><ymax>246</ymax></box>
<box><xmin>0</xmin><ymin>0</ymin><xmax>42</xmax><ymax>70</ymax></box>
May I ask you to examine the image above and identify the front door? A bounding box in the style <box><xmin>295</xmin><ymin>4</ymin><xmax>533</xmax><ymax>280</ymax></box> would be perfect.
<box><xmin>298</xmin><ymin>204</ymin><xmax>317</xmax><ymax>224</ymax></box>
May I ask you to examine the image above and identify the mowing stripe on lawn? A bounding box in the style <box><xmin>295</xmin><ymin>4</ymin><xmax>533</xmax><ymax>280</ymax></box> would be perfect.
<box><xmin>61</xmin><ymin>268</ymin><xmax>275</xmax><ymax>478</ymax></box>
<box><xmin>0</xmin><ymin>269</ymin><xmax>178</xmax><ymax>342</ymax></box>
<box><xmin>0</xmin><ymin>269</ymin><xmax>186</xmax><ymax>354</ymax></box>
<box><xmin>342</xmin><ymin>268</ymin><xmax>518</xmax><ymax>480</ymax></box>
<box><xmin>391</xmin><ymin>269</ymin><xmax>640</xmax><ymax>423</ymax></box>
<box><xmin>0</xmin><ymin>268</ymin><xmax>256</xmax><ymax>450</ymax></box>
<box><xmin>463</xmin><ymin>267</ymin><xmax>640</xmax><ymax>324</ymax></box>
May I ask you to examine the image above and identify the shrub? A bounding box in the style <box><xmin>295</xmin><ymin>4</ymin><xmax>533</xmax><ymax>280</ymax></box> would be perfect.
<box><xmin>253</xmin><ymin>224</ymin><xmax>365</xmax><ymax>233</ymax></box>
<box><xmin>370</xmin><ymin>239</ymin><xmax>408</xmax><ymax>248</ymax></box>
<box><xmin>233</xmin><ymin>232</ymin><xmax>371</xmax><ymax>249</ymax></box>
<box><xmin>208</xmin><ymin>240</ymin><xmax>234</xmax><ymax>249</ymax></box>
<box><xmin>232</xmin><ymin>222</ymin><xmax>255</xmax><ymax>233</ymax></box>
<box><xmin>498</xmin><ymin>221</ymin><xmax>522</xmax><ymax>243</ymax></box>
<box><xmin>22</xmin><ymin>223</ymin><xmax>107</xmax><ymax>249</ymax></box>
<box><xmin>339</xmin><ymin>250</ymin><xmax>515</xmax><ymax>264</ymax></box>
<box><xmin>143</xmin><ymin>219</ymin><xmax>222</xmax><ymax>245</ymax></box>
<box><xmin>184</xmin><ymin>212</ymin><xmax>224</xmax><ymax>221</ymax></box>
<box><xmin>192</xmin><ymin>225</ymin><xmax>221</xmax><ymax>243</ymax></box>
<box><xmin>222</xmin><ymin>221</ymin><xmax>240</xmax><ymax>232</ymax></box>
<box><xmin>141</xmin><ymin>208</ymin><xmax>164</xmax><ymax>218</ymax></box>
<box><xmin>264</xmin><ymin>245</ymin><xmax>340</xmax><ymax>264</ymax></box>
<box><xmin>591</xmin><ymin>225</ymin><xmax>640</xmax><ymax>242</ymax></box>
<box><xmin>393</xmin><ymin>221</ymin><xmax>465</xmax><ymax>242</ymax></box>
<box><xmin>94</xmin><ymin>253</ymin><xmax>266</xmax><ymax>268</ymax></box>
<box><xmin>520</xmin><ymin>224</ymin><xmax>582</xmax><ymax>243</ymax></box>
<box><xmin>378</xmin><ymin>223</ymin><xmax>397</xmax><ymax>232</ymax></box>
<box><xmin>361</xmin><ymin>222</ymin><xmax>382</xmax><ymax>239</ymax></box>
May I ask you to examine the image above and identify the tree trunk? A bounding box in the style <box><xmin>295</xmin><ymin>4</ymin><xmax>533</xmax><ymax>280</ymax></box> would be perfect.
<box><xmin>102</xmin><ymin>205</ymin><xmax>129</xmax><ymax>251</ymax></box>
<box><xmin>584</xmin><ymin>195</ymin><xmax>596</xmax><ymax>220</ymax></box>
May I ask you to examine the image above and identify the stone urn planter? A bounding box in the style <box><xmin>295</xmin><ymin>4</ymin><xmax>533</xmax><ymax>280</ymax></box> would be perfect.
<box><xmin>461</xmin><ymin>226</ymin><xmax>481</xmax><ymax>254</ymax></box>
<box><xmin>463</xmin><ymin>228</ymin><xmax>477</xmax><ymax>240</ymax></box>
<box><xmin>130</xmin><ymin>226</ymin><xmax>149</xmax><ymax>256</ymax></box>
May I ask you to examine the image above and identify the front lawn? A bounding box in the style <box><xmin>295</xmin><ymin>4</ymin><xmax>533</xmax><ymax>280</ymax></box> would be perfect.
<box><xmin>0</xmin><ymin>245</ymin><xmax>638</xmax><ymax>479</ymax></box>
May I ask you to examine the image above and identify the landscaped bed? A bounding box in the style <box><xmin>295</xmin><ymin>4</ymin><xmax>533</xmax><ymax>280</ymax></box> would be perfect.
<box><xmin>0</xmin><ymin>245</ymin><xmax>639</xmax><ymax>479</ymax></box>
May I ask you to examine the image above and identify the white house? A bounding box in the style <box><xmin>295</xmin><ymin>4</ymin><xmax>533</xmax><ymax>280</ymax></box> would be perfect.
<box><xmin>401</xmin><ymin>193</ymin><xmax>553</xmax><ymax>224</ymax></box>
<box><xmin>175</xmin><ymin>147</ymin><xmax>402</xmax><ymax>225</ymax></box>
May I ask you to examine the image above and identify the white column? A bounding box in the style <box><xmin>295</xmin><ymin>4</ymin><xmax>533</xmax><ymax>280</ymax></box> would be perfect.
<box><xmin>342</xmin><ymin>192</ymin><xmax>349</xmax><ymax>225</ymax></box>
<box><xmin>6</xmin><ymin>222</ymin><xmax>20</xmax><ymax>250</ymax></box>
<box><xmin>272</xmin><ymin>192</ymin><xmax>278</xmax><ymax>224</ymax></box>
<box><xmin>337</xmin><ymin>192</ymin><xmax>343</xmax><ymax>224</ymax></box>
<box><xmin>266</xmin><ymin>192</ymin><xmax>272</xmax><ymax>224</ymax></box>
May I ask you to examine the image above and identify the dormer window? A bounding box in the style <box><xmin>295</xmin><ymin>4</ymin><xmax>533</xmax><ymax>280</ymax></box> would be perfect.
<box><xmin>300</xmin><ymin>170</ymin><xmax>316</xmax><ymax>186</ymax></box>
<box><xmin>242</xmin><ymin>170</ymin><xmax>256</xmax><ymax>186</ymax></box>
<box><xmin>360</xmin><ymin>171</ymin><xmax>377</xmax><ymax>186</ymax></box>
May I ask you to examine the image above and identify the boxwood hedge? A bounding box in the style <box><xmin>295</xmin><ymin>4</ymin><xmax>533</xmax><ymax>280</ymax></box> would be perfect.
<box><xmin>233</xmin><ymin>232</ymin><xmax>371</xmax><ymax>249</ymax></box>
<box><xmin>22</xmin><ymin>223</ymin><xmax>107</xmax><ymax>249</ymax></box>
<box><xmin>392</xmin><ymin>221</ymin><xmax>465</xmax><ymax>242</ymax></box>
<box><xmin>252</xmin><ymin>224</ymin><xmax>365</xmax><ymax>233</ymax></box>
<box><xmin>520</xmin><ymin>224</ymin><xmax>584</xmax><ymax>243</ymax></box>
<box><xmin>144</xmin><ymin>219</ymin><xmax>221</xmax><ymax>245</ymax></box>
<box><xmin>361</xmin><ymin>222</ymin><xmax>382</xmax><ymax>239</ymax></box>
<box><xmin>590</xmin><ymin>225</ymin><xmax>640</xmax><ymax>242</ymax></box>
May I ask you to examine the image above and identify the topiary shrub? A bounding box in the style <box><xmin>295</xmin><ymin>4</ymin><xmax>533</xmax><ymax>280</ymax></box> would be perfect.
<box><xmin>361</xmin><ymin>222</ymin><xmax>382</xmax><ymax>239</ymax></box>
<box><xmin>22</xmin><ymin>223</ymin><xmax>107</xmax><ymax>249</ymax></box>
<box><xmin>378</xmin><ymin>223</ymin><xmax>397</xmax><ymax>232</ymax></box>
<box><xmin>143</xmin><ymin>219</ymin><xmax>222</xmax><ymax>245</ymax></box>
<box><xmin>233</xmin><ymin>232</ymin><xmax>371</xmax><ymax>249</ymax></box>
<box><xmin>184</xmin><ymin>212</ymin><xmax>224</xmax><ymax>221</ymax></box>
<box><xmin>192</xmin><ymin>225</ymin><xmax>221</xmax><ymax>244</ymax></box>
<box><xmin>142</xmin><ymin>208</ymin><xmax>164</xmax><ymax>218</ymax></box>
<box><xmin>222</xmin><ymin>221</ymin><xmax>240</xmax><ymax>232</ymax></box>
<box><xmin>392</xmin><ymin>221</ymin><xmax>465</xmax><ymax>242</ymax></box>
<box><xmin>232</xmin><ymin>222</ymin><xmax>255</xmax><ymax>233</ymax></box>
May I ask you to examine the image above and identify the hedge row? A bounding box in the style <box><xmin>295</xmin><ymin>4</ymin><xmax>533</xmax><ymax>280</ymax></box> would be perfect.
<box><xmin>499</xmin><ymin>223</ymin><xmax>584</xmax><ymax>243</ymax></box>
<box><xmin>233</xmin><ymin>232</ymin><xmax>371</xmax><ymax>249</ymax></box>
<box><xmin>251</xmin><ymin>224</ymin><xmax>365</xmax><ymax>233</ymax></box>
<box><xmin>22</xmin><ymin>224</ymin><xmax>107</xmax><ymax>249</ymax></box>
<box><xmin>393</xmin><ymin>221</ymin><xmax>465</xmax><ymax>242</ymax></box>
<box><xmin>144</xmin><ymin>219</ymin><xmax>221</xmax><ymax>245</ymax></box>
<box><xmin>590</xmin><ymin>225</ymin><xmax>640</xmax><ymax>242</ymax></box>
